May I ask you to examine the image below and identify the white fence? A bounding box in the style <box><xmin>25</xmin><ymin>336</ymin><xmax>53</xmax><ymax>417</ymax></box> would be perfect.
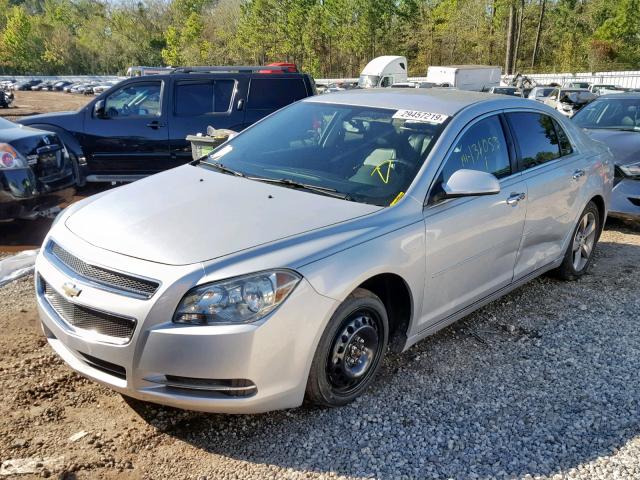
<box><xmin>517</xmin><ymin>70</ymin><xmax>640</xmax><ymax>89</ymax></box>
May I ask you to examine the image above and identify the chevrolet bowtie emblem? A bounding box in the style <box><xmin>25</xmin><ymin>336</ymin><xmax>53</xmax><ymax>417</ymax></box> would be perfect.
<box><xmin>62</xmin><ymin>282</ymin><xmax>82</xmax><ymax>298</ymax></box>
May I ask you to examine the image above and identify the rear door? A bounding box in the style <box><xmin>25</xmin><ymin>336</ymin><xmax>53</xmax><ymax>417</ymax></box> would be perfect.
<box><xmin>168</xmin><ymin>78</ymin><xmax>244</xmax><ymax>164</ymax></box>
<box><xmin>243</xmin><ymin>77</ymin><xmax>310</xmax><ymax>128</ymax></box>
<box><xmin>82</xmin><ymin>80</ymin><xmax>170</xmax><ymax>177</ymax></box>
<box><xmin>506</xmin><ymin>111</ymin><xmax>585</xmax><ymax>279</ymax></box>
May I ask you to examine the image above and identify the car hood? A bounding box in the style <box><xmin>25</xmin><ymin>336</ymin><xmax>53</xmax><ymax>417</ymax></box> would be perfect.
<box><xmin>583</xmin><ymin>129</ymin><xmax>640</xmax><ymax>166</ymax></box>
<box><xmin>0</xmin><ymin>122</ymin><xmax>57</xmax><ymax>145</ymax></box>
<box><xmin>65</xmin><ymin>165</ymin><xmax>382</xmax><ymax>265</ymax></box>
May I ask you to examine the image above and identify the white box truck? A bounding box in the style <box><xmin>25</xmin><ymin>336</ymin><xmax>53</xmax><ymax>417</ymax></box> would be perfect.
<box><xmin>358</xmin><ymin>56</ymin><xmax>408</xmax><ymax>88</ymax></box>
<box><xmin>426</xmin><ymin>65</ymin><xmax>502</xmax><ymax>91</ymax></box>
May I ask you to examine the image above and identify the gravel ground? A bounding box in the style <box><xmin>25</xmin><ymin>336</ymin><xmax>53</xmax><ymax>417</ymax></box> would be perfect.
<box><xmin>0</xmin><ymin>220</ymin><xmax>639</xmax><ymax>479</ymax></box>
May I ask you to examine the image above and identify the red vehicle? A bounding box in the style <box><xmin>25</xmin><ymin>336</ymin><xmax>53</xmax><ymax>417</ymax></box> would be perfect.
<box><xmin>260</xmin><ymin>62</ymin><xmax>298</xmax><ymax>74</ymax></box>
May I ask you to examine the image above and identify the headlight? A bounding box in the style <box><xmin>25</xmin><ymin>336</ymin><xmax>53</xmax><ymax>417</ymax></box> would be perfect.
<box><xmin>173</xmin><ymin>270</ymin><xmax>301</xmax><ymax>325</ymax></box>
<box><xmin>619</xmin><ymin>162</ymin><xmax>640</xmax><ymax>178</ymax></box>
<box><xmin>0</xmin><ymin>143</ymin><xmax>27</xmax><ymax>169</ymax></box>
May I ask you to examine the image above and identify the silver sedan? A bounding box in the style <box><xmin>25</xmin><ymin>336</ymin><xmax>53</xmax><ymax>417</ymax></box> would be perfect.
<box><xmin>35</xmin><ymin>89</ymin><xmax>614</xmax><ymax>413</ymax></box>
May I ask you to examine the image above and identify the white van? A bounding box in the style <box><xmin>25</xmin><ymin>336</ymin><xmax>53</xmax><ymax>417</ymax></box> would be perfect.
<box><xmin>426</xmin><ymin>65</ymin><xmax>501</xmax><ymax>91</ymax></box>
<box><xmin>358</xmin><ymin>56</ymin><xmax>408</xmax><ymax>88</ymax></box>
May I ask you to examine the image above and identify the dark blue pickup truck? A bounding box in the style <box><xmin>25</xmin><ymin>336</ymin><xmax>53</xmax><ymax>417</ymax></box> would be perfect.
<box><xmin>20</xmin><ymin>66</ymin><xmax>316</xmax><ymax>184</ymax></box>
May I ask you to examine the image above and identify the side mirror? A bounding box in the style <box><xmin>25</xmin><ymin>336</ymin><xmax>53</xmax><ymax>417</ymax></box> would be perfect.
<box><xmin>94</xmin><ymin>99</ymin><xmax>106</xmax><ymax>119</ymax></box>
<box><xmin>442</xmin><ymin>169</ymin><xmax>500</xmax><ymax>198</ymax></box>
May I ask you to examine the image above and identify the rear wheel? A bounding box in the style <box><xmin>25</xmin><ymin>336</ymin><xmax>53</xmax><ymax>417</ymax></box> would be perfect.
<box><xmin>554</xmin><ymin>201</ymin><xmax>600</xmax><ymax>280</ymax></box>
<box><xmin>305</xmin><ymin>288</ymin><xmax>388</xmax><ymax>407</ymax></box>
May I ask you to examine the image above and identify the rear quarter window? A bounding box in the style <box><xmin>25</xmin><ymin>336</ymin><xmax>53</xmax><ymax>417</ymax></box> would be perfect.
<box><xmin>247</xmin><ymin>78</ymin><xmax>308</xmax><ymax>110</ymax></box>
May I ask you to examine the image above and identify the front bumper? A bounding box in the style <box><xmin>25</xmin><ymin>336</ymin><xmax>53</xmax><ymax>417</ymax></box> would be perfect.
<box><xmin>0</xmin><ymin>168</ymin><xmax>75</xmax><ymax>221</ymax></box>
<box><xmin>609</xmin><ymin>178</ymin><xmax>640</xmax><ymax>221</ymax></box>
<box><xmin>35</xmin><ymin>229</ymin><xmax>338</xmax><ymax>414</ymax></box>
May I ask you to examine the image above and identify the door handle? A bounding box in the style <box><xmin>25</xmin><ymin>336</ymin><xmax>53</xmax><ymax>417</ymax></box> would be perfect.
<box><xmin>506</xmin><ymin>192</ymin><xmax>526</xmax><ymax>206</ymax></box>
<box><xmin>237</xmin><ymin>99</ymin><xmax>245</xmax><ymax>111</ymax></box>
<box><xmin>146</xmin><ymin>120</ymin><xmax>166</xmax><ymax>129</ymax></box>
<box><xmin>572</xmin><ymin>169</ymin><xmax>585</xmax><ymax>180</ymax></box>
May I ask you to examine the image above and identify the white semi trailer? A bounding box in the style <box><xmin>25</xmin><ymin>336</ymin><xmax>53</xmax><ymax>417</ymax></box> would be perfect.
<box><xmin>358</xmin><ymin>56</ymin><xmax>408</xmax><ymax>88</ymax></box>
<box><xmin>426</xmin><ymin>65</ymin><xmax>502</xmax><ymax>91</ymax></box>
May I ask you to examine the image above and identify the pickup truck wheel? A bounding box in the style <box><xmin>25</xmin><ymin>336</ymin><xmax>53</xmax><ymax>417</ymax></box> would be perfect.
<box><xmin>554</xmin><ymin>201</ymin><xmax>600</xmax><ymax>280</ymax></box>
<box><xmin>305</xmin><ymin>288</ymin><xmax>388</xmax><ymax>407</ymax></box>
<box><xmin>67</xmin><ymin>151</ymin><xmax>86</xmax><ymax>188</ymax></box>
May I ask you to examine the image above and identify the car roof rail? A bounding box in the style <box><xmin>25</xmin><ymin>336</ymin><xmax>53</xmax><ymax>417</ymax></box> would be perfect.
<box><xmin>170</xmin><ymin>65</ymin><xmax>293</xmax><ymax>74</ymax></box>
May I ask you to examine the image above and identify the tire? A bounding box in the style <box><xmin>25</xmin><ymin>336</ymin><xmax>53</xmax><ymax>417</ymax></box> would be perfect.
<box><xmin>554</xmin><ymin>201</ymin><xmax>600</xmax><ymax>280</ymax></box>
<box><xmin>305</xmin><ymin>288</ymin><xmax>388</xmax><ymax>407</ymax></box>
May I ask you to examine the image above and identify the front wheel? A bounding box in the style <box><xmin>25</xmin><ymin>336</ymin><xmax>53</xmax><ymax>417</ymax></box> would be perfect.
<box><xmin>554</xmin><ymin>201</ymin><xmax>600</xmax><ymax>280</ymax></box>
<box><xmin>305</xmin><ymin>288</ymin><xmax>388</xmax><ymax>407</ymax></box>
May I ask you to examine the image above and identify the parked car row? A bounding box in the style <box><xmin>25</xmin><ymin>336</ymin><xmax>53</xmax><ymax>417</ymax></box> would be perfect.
<box><xmin>0</xmin><ymin>78</ymin><xmax>122</xmax><ymax>95</ymax></box>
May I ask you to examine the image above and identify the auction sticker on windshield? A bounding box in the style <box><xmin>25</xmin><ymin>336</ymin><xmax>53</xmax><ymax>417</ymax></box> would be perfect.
<box><xmin>392</xmin><ymin>110</ymin><xmax>448</xmax><ymax>124</ymax></box>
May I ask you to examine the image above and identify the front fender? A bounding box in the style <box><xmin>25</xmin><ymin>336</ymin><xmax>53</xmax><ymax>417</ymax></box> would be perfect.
<box><xmin>298</xmin><ymin>219</ymin><xmax>426</xmax><ymax>337</ymax></box>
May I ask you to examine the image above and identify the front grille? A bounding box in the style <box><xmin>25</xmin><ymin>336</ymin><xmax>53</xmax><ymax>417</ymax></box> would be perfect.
<box><xmin>48</xmin><ymin>241</ymin><xmax>159</xmax><ymax>298</ymax></box>
<box><xmin>43</xmin><ymin>280</ymin><xmax>136</xmax><ymax>343</ymax></box>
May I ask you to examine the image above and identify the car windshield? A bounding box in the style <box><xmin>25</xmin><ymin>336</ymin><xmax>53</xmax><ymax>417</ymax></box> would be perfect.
<box><xmin>573</xmin><ymin>97</ymin><xmax>640</xmax><ymax>131</ymax></box>
<box><xmin>536</xmin><ymin>88</ymin><xmax>554</xmax><ymax>97</ymax></box>
<box><xmin>358</xmin><ymin>75</ymin><xmax>380</xmax><ymax>88</ymax></box>
<box><xmin>198</xmin><ymin>102</ymin><xmax>448</xmax><ymax>206</ymax></box>
<box><xmin>493</xmin><ymin>88</ymin><xmax>517</xmax><ymax>95</ymax></box>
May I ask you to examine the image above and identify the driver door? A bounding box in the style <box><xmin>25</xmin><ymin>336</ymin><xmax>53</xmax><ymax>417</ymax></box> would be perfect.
<box><xmin>419</xmin><ymin>114</ymin><xmax>527</xmax><ymax>330</ymax></box>
<box><xmin>83</xmin><ymin>80</ymin><xmax>171</xmax><ymax>178</ymax></box>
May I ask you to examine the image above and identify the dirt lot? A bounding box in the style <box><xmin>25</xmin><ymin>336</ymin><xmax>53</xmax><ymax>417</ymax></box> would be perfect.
<box><xmin>1</xmin><ymin>91</ymin><xmax>90</xmax><ymax>123</ymax></box>
<box><xmin>0</xmin><ymin>221</ymin><xmax>639</xmax><ymax>479</ymax></box>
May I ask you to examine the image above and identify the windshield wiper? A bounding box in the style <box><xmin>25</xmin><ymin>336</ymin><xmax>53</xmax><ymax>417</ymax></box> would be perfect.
<box><xmin>247</xmin><ymin>176</ymin><xmax>351</xmax><ymax>200</ymax></box>
<box><xmin>200</xmin><ymin>161</ymin><xmax>246</xmax><ymax>177</ymax></box>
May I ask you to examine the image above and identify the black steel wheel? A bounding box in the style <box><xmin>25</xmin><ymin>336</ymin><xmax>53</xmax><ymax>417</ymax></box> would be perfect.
<box><xmin>306</xmin><ymin>288</ymin><xmax>388</xmax><ymax>407</ymax></box>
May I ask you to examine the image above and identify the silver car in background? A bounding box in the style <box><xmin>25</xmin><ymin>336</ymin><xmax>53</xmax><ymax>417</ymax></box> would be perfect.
<box><xmin>35</xmin><ymin>90</ymin><xmax>613</xmax><ymax>413</ymax></box>
<box><xmin>573</xmin><ymin>93</ymin><xmax>640</xmax><ymax>220</ymax></box>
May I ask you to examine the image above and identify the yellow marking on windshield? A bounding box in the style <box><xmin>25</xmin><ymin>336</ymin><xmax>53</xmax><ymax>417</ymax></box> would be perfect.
<box><xmin>371</xmin><ymin>160</ymin><xmax>394</xmax><ymax>184</ymax></box>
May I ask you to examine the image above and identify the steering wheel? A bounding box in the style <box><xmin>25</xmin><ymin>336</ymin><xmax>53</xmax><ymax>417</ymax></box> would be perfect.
<box><xmin>121</xmin><ymin>103</ymin><xmax>131</xmax><ymax>116</ymax></box>
<box><xmin>107</xmin><ymin>107</ymin><xmax>119</xmax><ymax>118</ymax></box>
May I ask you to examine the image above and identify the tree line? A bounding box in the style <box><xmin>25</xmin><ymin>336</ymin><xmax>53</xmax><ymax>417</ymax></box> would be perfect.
<box><xmin>1</xmin><ymin>0</ymin><xmax>639</xmax><ymax>77</ymax></box>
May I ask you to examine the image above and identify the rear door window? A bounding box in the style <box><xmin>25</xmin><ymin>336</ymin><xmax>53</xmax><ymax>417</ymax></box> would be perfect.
<box><xmin>247</xmin><ymin>78</ymin><xmax>308</xmax><ymax>110</ymax></box>
<box><xmin>174</xmin><ymin>80</ymin><xmax>235</xmax><ymax>116</ymax></box>
<box><xmin>507</xmin><ymin>112</ymin><xmax>560</xmax><ymax>169</ymax></box>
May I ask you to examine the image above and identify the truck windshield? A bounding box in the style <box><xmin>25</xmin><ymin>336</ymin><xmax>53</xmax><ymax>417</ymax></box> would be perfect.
<box><xmin>358</xmin><ymin>75</ymin><xmax>380</xmax><ymax>88</ymax></box>
<box><xmin>198</xmin><ymin>102</ymin><xmax>448</xmax><ymax>206</ymax></box>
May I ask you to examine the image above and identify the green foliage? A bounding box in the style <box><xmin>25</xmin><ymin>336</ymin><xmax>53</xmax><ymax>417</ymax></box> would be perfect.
<box><xmin>0</xmin><ymin>0</ymin><xmax>639</xmax><ymax>75</ymax></box>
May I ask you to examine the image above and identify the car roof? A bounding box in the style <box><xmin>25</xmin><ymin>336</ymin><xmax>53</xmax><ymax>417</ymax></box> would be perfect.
<box><xmin>597</xmin><ymin>92</ymin><xmax>640</xmax><ymax>99</ymax></box>
<box><xmin>305</xmin><ymin>88</ymin><xmax>530</xmax><ymax>116</ymax></box>
<box><xmin>130</xmin><ymin>72</ymin><xmax>310</xmax><ymax>81</ymax></box>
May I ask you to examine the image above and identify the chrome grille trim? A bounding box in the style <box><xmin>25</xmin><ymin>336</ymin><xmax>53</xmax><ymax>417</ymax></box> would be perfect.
<box><xmin>46</xmin><ymin>241</ymin><xmax>160</xmax><ymax>299</ymax></box>
<box><xmin>42</xmin><ymin>279</ymin><xmax>136</xmax><ymax>345</ymax></box>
